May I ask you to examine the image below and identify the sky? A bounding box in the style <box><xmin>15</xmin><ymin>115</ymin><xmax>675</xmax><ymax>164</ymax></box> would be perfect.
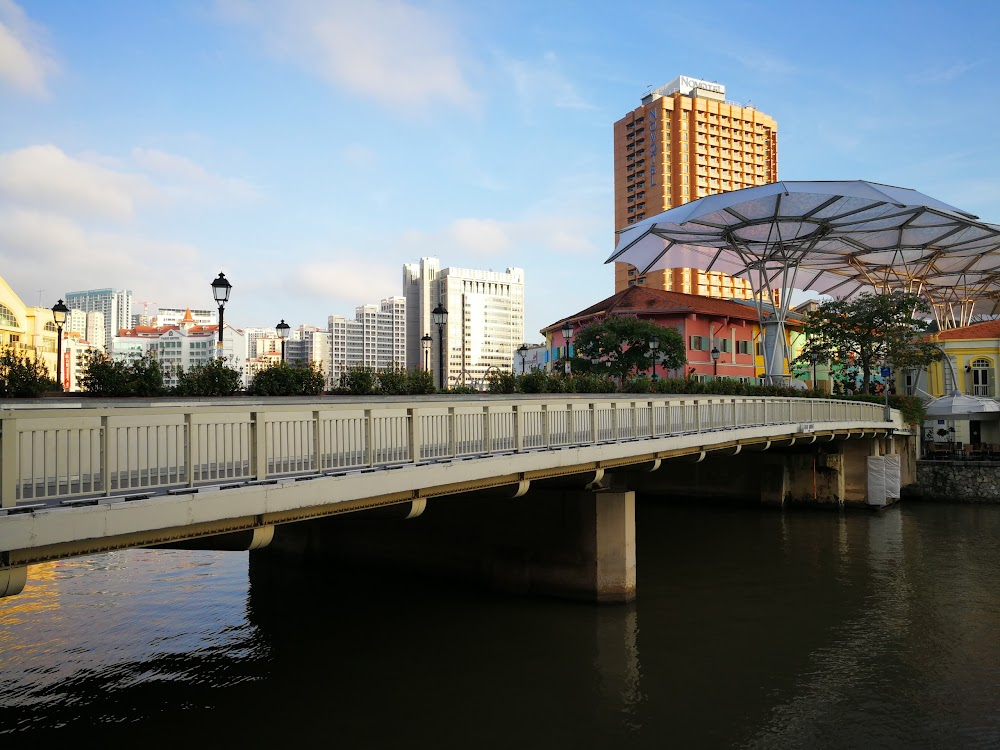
<box><xmin>1</xmin><ymin>0</ymin><xmax>999</xmax><ymax>340</ymax></box>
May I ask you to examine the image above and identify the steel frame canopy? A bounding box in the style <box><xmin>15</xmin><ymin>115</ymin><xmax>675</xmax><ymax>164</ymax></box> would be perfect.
<box><xmin>607</xmin><ymin>180</ymin><xmax>1000</xmax><ymax>383</ymax></box>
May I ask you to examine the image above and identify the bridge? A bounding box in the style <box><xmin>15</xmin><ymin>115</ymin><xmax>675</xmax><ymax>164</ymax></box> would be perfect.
<box><xmin>1</xmin><ymin>395</ymin><xmax>910</xmax><ymax>602</ymax></box>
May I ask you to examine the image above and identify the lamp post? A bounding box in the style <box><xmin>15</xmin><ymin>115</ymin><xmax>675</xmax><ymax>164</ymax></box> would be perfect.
<box><xmin>211</xmin><ymin>272</ymin><xmax>232</xmax><ymax>359</ymax></box>
<box><xmin>276</xmin><ymin>319</ymin><xmax>290</xmax><ymax>363</ymax></box>
<box><xmin>421</xmin><ymin>333</ymin><xmax>432</xmax><ymax>371</ymax></box>
<box><xmin>810</xmin><ymin>351</ymin><xmax>819</xmax><ymax>390</ymax></box>
<box><xmin>517</xmin><ymin>343</ymin><xmax>528</xmax><ymax>374</ymax></box>
<box><xmin>711</xmin><ymin>346</ymin><xmax>720</xmax><ymax>378</ymax></box>
<box><xmin>649</xmin><ymin>335</ymin><xmax>659</xmax><ymax>381</ymax></box>
<box><xmin>561</xmin><ymin>322</ymin><xmax>573</xmax><ymax>374</ymax></box>
<box><xmin>431</xmin><ymin>303</ymin><xmax>448</xmax><ymax>389</ymax></box>
<box><xmin>51</xmin><ymin>299</ymin><xmax>69</xmax><ymax>391</ymax></box>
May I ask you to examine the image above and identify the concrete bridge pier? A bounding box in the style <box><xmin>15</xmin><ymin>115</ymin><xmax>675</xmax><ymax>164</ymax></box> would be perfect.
<box><xmin>256</xmin><ymin>480</ymin><xmax>637</xmax><ymax>604</ymax></box>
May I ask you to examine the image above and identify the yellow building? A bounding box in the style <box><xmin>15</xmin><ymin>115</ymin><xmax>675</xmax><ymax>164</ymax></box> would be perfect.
<box><xmin>0</xmin><ymin>275</ymin><xmax>61</xmax><ymax>380</ymax></box>
<box><xmin>613</xmin><ymin>75</ymin><xmax>778</xmax><ymax>296</ymax></box>
<box><xmin>926</xmin><ymin>321</ymin><xmax>1000</xmax><ymax>399</ymax></box>
<box><xmin>920</xmin><ymin>321</ymin><xmax>1000</xmax><ymax>448</ymax></box>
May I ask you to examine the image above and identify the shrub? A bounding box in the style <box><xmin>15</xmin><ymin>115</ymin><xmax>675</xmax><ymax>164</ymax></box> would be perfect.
<box><xmin>249</xmin><ymin>362</ymin><xmax>325</xmax><ymax>396</ymax></box>
<box><xmin>517</xmin><ymin>371</ymin><xmax>551</xmax><ymax>393</ymax></box>
<box><xmin>486</xmin><ymin>370</ymin><xmax>517</xmax><ymax>394</ymax></box>
<box><xmin>0</xmin><ymin>349</ymin><xmax>56</xmax><ymax>398</ymax></box>
<box><xmin>80</xmin><ymin>351</ymin><xmax>165</xmax><ymax>397</ymax></box>
<box><xmin>377</xmin><ymin>366</ymin><xmax>410</xmax><ymax>395</ymax></box>
<box><xmin>174</xmin><ymin>358</ymin><xmax>243</xmax><ymax>397</ymax></box>
<box><xmin>332</xmin><ymin>365</ymin><xmax>375</xmax><ymax>396</ymax></box>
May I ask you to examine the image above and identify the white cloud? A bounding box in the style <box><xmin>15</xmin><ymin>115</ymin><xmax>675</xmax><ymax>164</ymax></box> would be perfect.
<box><xmin>0</xmin><ymin>145</ymin><xmax>260</xmax><ymax>220</ymax></box>
<box><xmin>0</xmin><ymin>207</ymin><xmax>205</xmax><ymax>306</ymax></box>
<box><xmin>0</xmin><ymin>0</ymin><xmax>57</xmax><ymax>97</ymax></box>
<box><xmin>501</xmin><ymin>50</ymin><xmax>594</xmax><ymax>115</ymax></box>
<box><xmin>216</xmin><ymin>0</ymin><xmax>477</xmax><ymax>111</ymax></box>
<box><xmin>131</xmin><ymin>148</ymin><xmax>260</xmax><ymax>202</ymax></box>
<box><xmin>402</xmin><ymin>213</ymin><xmax>602</xmax><ymax>260</ymax></box>
<box><xmin>341</xmin><ymin>144</ymin><xmax>378</xmax><ymax>170</ymax></box>
<box><xmin>448</xmin><ymin>218</ymin><xmax>511</xmax><ymax>255</ymax></box>
<box><xmin>910</xmin><ymin>60</ymin><xmax>983</xmax><ymax>84</ymax></box>
<box><xmin>293</xmin><ymin>258</ymin><xmax>400</xmax><ymax>306</ymax></box>
<box><xmin>0</xmin><ymin>145</ymin><xmax>158</xmax><ymax>220</ymax></box>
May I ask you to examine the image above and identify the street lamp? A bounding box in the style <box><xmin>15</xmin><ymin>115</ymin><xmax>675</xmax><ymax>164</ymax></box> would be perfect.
<box><xmin>649</xmin><ymin>335</ymin><xmax>659</xmax><ymax>381</ymax></box>
<box><xmin>421</xmin><ymin>333</ymin><xmax>432</xmax><ymax>371</ymax></box>
<box><xmin>51</xmin><ymin>299</ymin><xmax>69</xmax><ymax>391</ymax></box>
<box><xmin>561</xmin><ymin>322</ymin><xmax>573</xmax><ymax>374</ymax></box>
<box><xmin>276</xmin><ymin>319</ymin><xmax>290</xmax><ymax>363</ymax></box>
<box><xmin>431</xmin><ymin>303</ymin><xmax>448</xmax><ymax>389</ymax></box>
<box><xmin>711</xmin><ymin>346</ymin><xmax>720</xmax><ymax>377</ymax></box>
<box><xmin>211</xmin><ymin>272</ymin><xmax>232</xmax><ymax>359</ymax></box>
<box><xmin>517</xmin><ymin>343</ymin><xmax>528</xmax><ymax>374</ymax></box>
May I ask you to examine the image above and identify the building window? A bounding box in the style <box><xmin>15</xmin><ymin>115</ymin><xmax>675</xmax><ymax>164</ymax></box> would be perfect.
<box><xmin>971</xmin><ymin>358</ymin><xmax>991</xmax><ymax>396</ymax></box>
<box><xmin>0</xmin><ymin>303</ymin><xmax>18</xmax><ymax>328</ymax></box>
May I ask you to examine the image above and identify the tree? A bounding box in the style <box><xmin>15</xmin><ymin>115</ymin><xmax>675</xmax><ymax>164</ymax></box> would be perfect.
<box><xmin>572</xmin><ymin>316</ymin><xmax>686</xmax><ymax>383</ymax></box>
<box><xmin>0</xmin><ymin>349</ymin><xmax>56</xmax><ymax>397</ymax></box>
<box><xmin>793</xmin><ymin>292</ymin><xmax>941</xmax><ymax>395</ymax></box>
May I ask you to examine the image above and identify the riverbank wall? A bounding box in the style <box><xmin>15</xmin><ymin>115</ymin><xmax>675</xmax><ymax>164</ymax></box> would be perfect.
<box><xmin>904</xmin><ymin>461</ymin><xmax>1000</xmax><ymax>503</ymax></box>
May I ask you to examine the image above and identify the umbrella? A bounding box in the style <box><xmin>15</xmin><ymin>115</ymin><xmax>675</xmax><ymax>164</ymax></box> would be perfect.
<box><xmin>924</xmin><ymin>391</ymin><xmax>1000</xmax><ymax>420</ymax></box>
<box><xmin>607</xmin><ymin>181</ymin><xmax>1000</xmax><ymax>382</ymax></box>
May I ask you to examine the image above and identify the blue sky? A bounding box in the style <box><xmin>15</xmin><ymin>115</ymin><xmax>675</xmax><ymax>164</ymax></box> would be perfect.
<box><xmin>1</xmin><ymin>0</ymin><xmax>998</xmax><ymax>339</ymax></box>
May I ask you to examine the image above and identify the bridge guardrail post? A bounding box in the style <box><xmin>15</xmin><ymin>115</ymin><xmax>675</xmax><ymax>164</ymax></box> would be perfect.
<box><xmin>611</xmin><ymin>402</ymin><xmax>619</xmax><ymax>440</ymax></box>
<box><xmin>251</xmin><ymin>411</ymin><xmax>267</xmax><ymax>481</ymax></box>
<box><xmin>482</xmin><ymin>406</ymin><xmax>491</xmax><ymax>453</ymax></box>
<box><xmin>365</xmin><ymin>409</ymin><xmax>375</xmax><ymax>467</ymax></box>
<box><xmin>101</xmin><ymin>415</ymin><xmax>112</xmax><ymax>496</ymax></box>
<box><xmin>566</xmin><ymin>403</ymin><xmax>574</xmax><ymax>444</ymax></box>
<box><xmin>1</xmin><ymin>418</ymin><xmax>17</xmax><ymax>507</ymax></box>
<box><xmin>448</xmin><ymin>407</ymin><xmax>457</xmax><ymax>457</ymax></box>
<box><xmin>542</xmin><ymin>404</ymin><xmax>550</xmax><ymax>448</ymax></box>
<box><xmin>649</xmin><ymin>400</ymin><xmax>656</xmax><ymax>438</ymax></box>
<box><xmin>695</xmin><ymin>400</ymin><xmax>701</xmax><ymax>433</ymax></box>
<box><xmin>590</xmin><ymin>403</ymin><xmax>598</xmax><ymax>443</ymax></box>
<box><xmin>185</xmin><ymin>412</ymin><xmax>195</xmax><ymax>487</ymax></box>
<box><xmin>513</xmin><ymin>405</ymin><xmax>523</xmax><ymax>453</ymax></box>
<box><xmin>313</xmin><ymin>410</ymin><xmax>322</xmax><ymax>471</ymax></box>
<box><xmin>630</xmin><ymin>401</ymin><xmax>638</xmax><ymax>440</ymax></box>
<box><xmin>408</xmin><ymin>408</ymin><xmax>420</xmax><ymax>463</ymax></box>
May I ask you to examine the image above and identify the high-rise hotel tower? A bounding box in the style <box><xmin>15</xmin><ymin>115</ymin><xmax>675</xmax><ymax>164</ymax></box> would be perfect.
<box><xmin>613</xmin><ymin>76</ymin><xmax>778</xmax><ymax>297</ymax></box>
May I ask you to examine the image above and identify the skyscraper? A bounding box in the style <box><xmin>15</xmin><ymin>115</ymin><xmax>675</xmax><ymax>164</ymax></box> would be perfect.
<box><xmin>404</xmin><ymin>258</ymin><xmax>525</xmax><ymax>389</ymax></box>
<box><xmin>64</xmin><ymin>288</ymin><xmax>133</xmax><ymax>350</ymax></box>
<box><xmin>328</xmin><ymin>297</ymin><xmax>407</xmax><ymax>388</ymax></box>
<box><xmin>613</xmin><ymin>75</ymin><xmax>778</xmax><ymax>296</ymax></box>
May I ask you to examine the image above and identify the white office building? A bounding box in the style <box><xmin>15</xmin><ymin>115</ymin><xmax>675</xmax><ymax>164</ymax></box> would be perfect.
<box><xmin>112</xmin><ymin>310</ymin><xmax>250</xmax><ymax>388</ymax></box>
<box><xmin>65</xmin><ymin>288</ymin><xmax>132</xmax><ymax>351</ymax></box>
<box><xmin>403</xmin><ymin>258</ymin><xmax>524</xmax><ymax>389</ymax></box>
<box><xmin>328</xmin><ymin>297</ymin><xmax>406</xmax><ymax>388</ymax></box>
<box><xmin>155</xmin><ymin>307</ymin><xmax>217</xmax><ymax>328</ymax></box>
<box><xmin>66</xmin><ymin>309</ymin><xmax>106</xmax><ymax>351</ymax></box>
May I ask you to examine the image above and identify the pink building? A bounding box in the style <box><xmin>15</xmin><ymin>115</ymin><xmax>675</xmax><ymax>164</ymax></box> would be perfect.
<box><xmin>542</xmin><ymin>286</ymin><xmax>771</xmax><ymax>380</ymax></box>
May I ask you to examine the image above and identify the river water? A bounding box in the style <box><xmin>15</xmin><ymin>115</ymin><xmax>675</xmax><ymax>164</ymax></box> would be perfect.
<box><xmin>1</xmin><ymin>500</ymin><xmax>998</xmax><ymax>748</ymax></box>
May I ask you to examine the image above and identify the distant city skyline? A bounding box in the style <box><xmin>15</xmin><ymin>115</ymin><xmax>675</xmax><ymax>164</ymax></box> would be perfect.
<box><xmin>1</xmin><ymin>1</ymin><xmax>998</xmax><ymax>339</ymax></box>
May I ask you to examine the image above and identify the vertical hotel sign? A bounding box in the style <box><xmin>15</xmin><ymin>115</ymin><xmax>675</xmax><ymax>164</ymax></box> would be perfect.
<box><xmin>63</xmin><ymin>350</ymin><xmax>71</xmax><ymax>390</ymax></box>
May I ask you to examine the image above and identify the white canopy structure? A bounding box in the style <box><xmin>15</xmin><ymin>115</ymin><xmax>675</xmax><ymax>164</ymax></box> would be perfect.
<box><xmin>925</xmin><ymin>391</ymin><xmax>1000</xmax><ymax>420</ymax></box>
<box><xmin>607</xmin><ymin>180</ymin><xmax>1000</xmax><ymax>383</ymax></box>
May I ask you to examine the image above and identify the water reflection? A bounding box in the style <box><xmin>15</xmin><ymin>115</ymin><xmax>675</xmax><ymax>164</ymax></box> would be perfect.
<box><xmin>0</xmin><ymin>503</ymin><xmax>998</xmax><ymax>747</ymax></box>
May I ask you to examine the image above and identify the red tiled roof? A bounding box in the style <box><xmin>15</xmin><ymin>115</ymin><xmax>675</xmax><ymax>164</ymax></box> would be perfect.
<box><xmin>542</xmin><ymin>286</ymin><xmax>769</xmax><ymax>332</ymax></box>
<box><xmin>933</xmin><ymin>319</ymin><xmax>1000</xmax><ymax>341</ymax></box>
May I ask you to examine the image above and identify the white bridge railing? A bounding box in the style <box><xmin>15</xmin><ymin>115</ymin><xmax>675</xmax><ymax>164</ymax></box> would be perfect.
<box><xmin>0</xmin><ymin>396</ymin><xmax>887</xmax><ymax>508</ymax></box>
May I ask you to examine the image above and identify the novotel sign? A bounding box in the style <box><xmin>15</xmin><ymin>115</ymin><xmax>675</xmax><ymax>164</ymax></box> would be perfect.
<box><xmin>662</xmin><ymin>75</ymin><xmax>726</xmax><ymax>97</ymax></box>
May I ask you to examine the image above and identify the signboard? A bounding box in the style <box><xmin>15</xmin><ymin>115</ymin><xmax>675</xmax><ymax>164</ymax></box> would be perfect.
<box><xmin>880</xmin><ymin>366</ymin><xmax>891</xmax><ymax>378</ymax></box>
